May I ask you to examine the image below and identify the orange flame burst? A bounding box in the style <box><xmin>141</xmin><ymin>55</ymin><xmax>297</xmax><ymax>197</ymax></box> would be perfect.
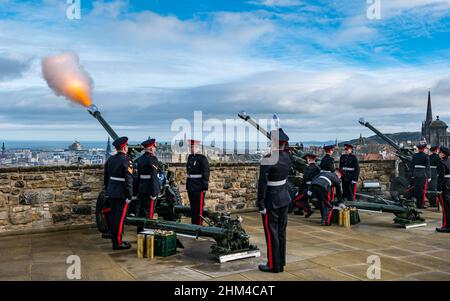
<box><xmin>64</xmin><ymin>81</ymin><xmax>92</xmax><ymax>107</ymax></box>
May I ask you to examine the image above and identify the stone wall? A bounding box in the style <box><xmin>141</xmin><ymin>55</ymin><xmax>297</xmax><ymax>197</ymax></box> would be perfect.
<box><xmin>0</xmin><ymin>166</ymin><xmax>103</xmax><ymax>234</ymax></box>
<box><xmin>0</xmin><ymin>160</ymin><xmax>396</xmax><ymax>234</ymax></box>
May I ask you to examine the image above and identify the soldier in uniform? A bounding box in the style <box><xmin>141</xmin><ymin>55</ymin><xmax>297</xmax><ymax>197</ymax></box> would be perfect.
<box><xmin>186</xmin><ymin>139</ymin><xmax>210</xmax><ymax>225</ymax></box>
<box><xmin>428</xmin><ymin>145</ymin><xmax>441</xmax><ymax>207</ymax></box>
<box><xmin>257</xmin><ymin>129</ymin><xmax>292</xmax><ymax>273</ymax></box>
<box><xmin>311</xmin><ymin>168</ymin><xmax>344</xmax><ymax>226</ymax></box>
<box><xmin>339</xmin><ymin>144</ymin><xmax>360</xmax><ymax>201</ymax></box>
<box><xmin>320</xmin><ymin>145</ymin><xmax>336</xmax><ymax>172</ymax></box>
<box><xmin>104</xmin><ymin>137</ymin><xmax>133</xmax><ymax>250</ymax></box>
<box><xmin>437</xmin><ymin>146</ymin><xmax>450</xmax><ymax>233</ymax></box>
<box><xmin>291</xmin><ymin>154</ymin><xmax>320</xmax><ymax>218</ymax></box>
<box><xmin>412</xmin><ymin>143</ymin><xmax>430</xmax><ymax>209</ymax></box>
<box><xmin>136</xmin><ymin>139</ymin><xmax>161</xmax><ymax>233</ymax></box>
<box><xmin>320</xmin><ymin>144</ymin><xmax>336</xmax><ymax>200</ymax></box>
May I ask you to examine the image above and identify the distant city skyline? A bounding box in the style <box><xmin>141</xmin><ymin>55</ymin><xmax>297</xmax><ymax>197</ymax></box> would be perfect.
<box><xmin>0</xmin><ymin>1</ymin><xmax>449</xmax><ymax>141</ymax></box>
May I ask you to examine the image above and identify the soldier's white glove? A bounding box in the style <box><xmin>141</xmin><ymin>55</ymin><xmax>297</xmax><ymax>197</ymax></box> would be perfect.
<box><xmin>339</xmin><ymin>203</ymin><xmax>347</xmax><ymax>210</ymax></box>
<box><xmin>125</xmin><ymin>198</ymin><xmax>132</xmax><ymax>204</ymax></box>
<box><xmin>150</xmin><ymin>196</ymin><xmax>157</xmax><ymax>201</ymax></box>
<box><xmin>307</xmin><ymin>190</ymin><xmax>312</xmax><ymax>197</ymax></box>
<box><xmin>428</xmin><ymin>178</ymin><xmax>432</xmax><ymax>182</ymax></box>
<box><xmin>352</xmin><ymin>181</ymin><xmax>357</xmax><ymax>184</ymax></box>
<box><xmin>259</xmin><ymin>208</ymin><xmax>267</xmax><ymax>215</ymax></box>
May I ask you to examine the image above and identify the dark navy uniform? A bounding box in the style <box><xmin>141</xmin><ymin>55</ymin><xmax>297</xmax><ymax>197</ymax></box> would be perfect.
<box><xmin>257</xmin><ymin>130</ymin><xmax>292</xmax><ymax>273</ymax></box>
<box><xmin>428</xmin><ymin>147</ymin><xmax>441</xmax><ymax>207</ymax></box>
<box><xmin>292</xmin><ymin>155</ymin><xmax>320</xmax><ymax>217</ymax></box>
<box><xmin>437</xmin><ymin>146</ymin><xmax>450</xmax><ymax>233</ymax></box>
<box><xmin>186</xmin><ymin>140</ymin><xmax>210</xmax><ymax>225</ymax></box>
<box><xmin>137</xmin><ymin>139</ymin><xmax>161</xmax><ymax>231</ymax></box>
<box><xmin>412</xmin><ymin>144</ymin><xmax>430</xmax><ymax>208</ymax></box>
<box><xmin>104</xmin><ymin>137</ymin><xmax>133</xmax><ymax>249</ymax></box>
<box><xmin>311</xmin><ymin>170</ymin><xmax>343</xmax><ymax>225</ymax></box>
<box><xmin>320</xmin><ymin>154</ymin><xmax>336</xmax><ymax>172</ymax></box>
<box><xmin>339</xmin><ymin>145</ymin><xmax>360</xmax><ymax>202</ymax></box>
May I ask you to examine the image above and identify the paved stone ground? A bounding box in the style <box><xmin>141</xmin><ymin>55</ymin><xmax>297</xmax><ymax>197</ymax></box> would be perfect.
<box><xmin>1</xmin><ymin>208</ymin><xmax>450</xmax><ymax>281</ymax></box>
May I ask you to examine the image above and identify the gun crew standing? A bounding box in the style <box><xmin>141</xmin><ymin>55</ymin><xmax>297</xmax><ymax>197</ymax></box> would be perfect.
<box><xmin>186</xmin><ymin>139</ymin><xmax>210</xmax><ymax>225</ymax></box>
<box><xmin>257</xmin><ymin>129</ymin><xmax>292</xmax><ymax>273</ymax></box>
<box><xmin>104</xmin><ymin>136</ymin><xmax>133</xmax><ymax>250</ymax></box>
<box><xmin>339</xmin><ymin>144</ymin><xmax>360</xmax><ymax>201</ymax></box>
<box><xmin>136</xmin><ymin>138</ymin><xmax>161</xmax><ymax>233</ymax></box>
<box><xmin>412</xmin><ymin>143</ymin><xmax>431</xmax><ymax>209</ymax></box>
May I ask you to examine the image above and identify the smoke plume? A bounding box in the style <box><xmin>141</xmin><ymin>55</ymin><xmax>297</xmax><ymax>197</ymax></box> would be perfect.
<box><xmin>41</xmin><ymin>52</ymin><xmax>93</xmax><ymax>107</ymax></box>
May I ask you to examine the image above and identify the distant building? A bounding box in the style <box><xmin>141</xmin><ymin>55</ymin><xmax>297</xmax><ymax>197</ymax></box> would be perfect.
<box><xmin>421</xmin><ymin>91</ymin><xmax>450</xmax><ymax>146</ymax></box>
<box><xmin>68</xmin><ymin>140</ymin><xmax>82</xmax><ymax>151</ymax></box>
<box><xmin>1</xmin><ymin>142</ymin><xmax>4</xmax><ymax>157</ymax></box>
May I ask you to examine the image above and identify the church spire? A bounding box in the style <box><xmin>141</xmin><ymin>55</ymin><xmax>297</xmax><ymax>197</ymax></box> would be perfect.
<box><xmin>426</xmin><ymin>90</ymin><xmax>432</xmax><ymax>125</ymax></box>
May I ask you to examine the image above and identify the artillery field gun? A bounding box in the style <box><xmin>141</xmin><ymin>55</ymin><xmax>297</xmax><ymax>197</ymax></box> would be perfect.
<box><xmin>358</xmin><ymin>118</ymin><xmax>415</xmax><ymax>200</ymax></box>
<box><xmin>239</xmin><ymin>111</ymin><xmax>425</xmax><ymax>228</ymax></box>
<box><xmin>87</xmin><ymin>104</ymin><xmax>259</xmax><ymax>262</ymax></box>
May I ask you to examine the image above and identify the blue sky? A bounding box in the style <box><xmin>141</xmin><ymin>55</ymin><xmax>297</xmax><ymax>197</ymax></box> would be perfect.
<box><xmin>0</xmin><ymin>0</ymin><xmax>450</xmax><ymax>143</ymax></box>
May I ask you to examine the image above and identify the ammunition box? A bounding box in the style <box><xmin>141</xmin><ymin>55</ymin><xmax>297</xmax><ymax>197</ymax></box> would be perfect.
<box><xmin>154</xmin><ymin>231</ymin><xmax>177</xmax><ymax>257</ymax></box>
<box><xmin>350</xmin><ymin>207</ymin><xmax>360</xmax><ymax>225</ymax></box>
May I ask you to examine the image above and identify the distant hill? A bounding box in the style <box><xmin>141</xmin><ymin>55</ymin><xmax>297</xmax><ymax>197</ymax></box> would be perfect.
<box><xmin>339</xmin><ymin>132</ymin><xmax>421</xmax><ymax>146</ymax></box>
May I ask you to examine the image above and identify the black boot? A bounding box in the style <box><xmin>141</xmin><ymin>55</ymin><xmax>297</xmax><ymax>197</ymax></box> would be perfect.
<box><xmin>113</xmin><ymin>241</ymin><xmax>132</xmax><ymax>250</ymax></box>
<box><xmin>258</xmin><ymin>264</ymin><xmax>280</xmax><ymax>273</ymax></box>
<box><xmin>436</xmin><ymin>227</ymin><xmax>450</xmax><ymax>233</ymax></box>
<box><xmin>305</xmin><ymin>209</ymin><xmax>314</xmax><ymax>218</ymax></box>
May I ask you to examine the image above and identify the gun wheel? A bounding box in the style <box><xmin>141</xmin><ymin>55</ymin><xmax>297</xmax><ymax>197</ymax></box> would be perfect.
<box><xmin>95</xmin><ymin>190</ymin><xmax>110</xmax><ymax>234</ymax></box>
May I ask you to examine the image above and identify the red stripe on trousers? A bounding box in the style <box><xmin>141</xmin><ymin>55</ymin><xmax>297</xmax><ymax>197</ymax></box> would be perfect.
<box><xmin>198</xmin><ymin>192</ymin><xmax>204</xmax><ymax>225</ymax></box>
<box><xmin>327</xmin><ymin>192</ymin><xmax>333</xmax><ymax>224</ymax></box>
<box><xmin>331</xmin><ymin>187</ymin><xmax>335</xmax><ymax>200</ymax></box>
<box><xmin>422</xmin><ymin>179</ymin><xmax>428</xmax><ymax>208</ymax></box>
<box><xmin>118</xmin><ymin>202</ymin><xmax>128</xmax><ymax>245</ymax></box>
<box><xmin>149</xmin><ymin>199</ymin><xmax>155</xmax><ymax>219</ymax></box>
<box><xmin>264</xmin><ymin>213</ymin><xmax>273</xmax><ymax>269</ymax></box>
<box><xmin>353</xmin><ymin>182</ymin><xmax>357</xmax><ymax>199</ymax></box>
<box><xmin>293</xmin><ymin>194</ymin><xmax>304</xmax><ymax>202</ymax></box>
<box><xmin>439</xmin><ymin>193</ymin><xmax>447</xmax><ymax>228</ymax></box>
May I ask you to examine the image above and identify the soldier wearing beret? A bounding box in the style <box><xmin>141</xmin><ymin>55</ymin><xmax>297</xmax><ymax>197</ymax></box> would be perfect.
<box><xmin>136</xmin><ymin>138</ymin><xmax>161</xmax><ymax>233</ymax></box>
<box><xmin>412</xmin><ymin>143</ymin><xmax>430</xmax><ymax>208</ymax></box>
<box><xmin>186</xmin><ymin>139</ymin><xmax>210</xmax><ymax>225</ymax></box>
<box><xmin>339</xmin><ymin>144</ymin><xmax>360</xmax><ymax>202</ymax></box>
<box><xmin>257</xmin><ymin>129</ymin><xmax>292</xmax><ymax>273</ymax></box>
<box><xmin>437</xmin><ymin>146</ymin><xmax>450</xmax><ymax>233</ymax></box>
<box><xmin>104</xmin><ymin>136</ymin><xmax>133</xmax><ymax>250</ymax></box>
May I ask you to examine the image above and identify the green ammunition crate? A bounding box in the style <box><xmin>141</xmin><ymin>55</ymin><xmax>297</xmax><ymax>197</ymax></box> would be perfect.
<box><xmin>331</xmin><ymin>209</ymin><xmax>340</xmax><ymax>225</ymax></box>
<box><xmin>350</xmin><ymin>208</ymin><xmax>360</xmax><ymax>225</ymax></box>
<box><xmin>154</xmin><ymin>233</ymin><xmax>177</xmax><ymax>257</ymax></box>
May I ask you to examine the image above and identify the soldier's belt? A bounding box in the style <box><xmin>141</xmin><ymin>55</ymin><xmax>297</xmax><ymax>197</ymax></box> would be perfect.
<box><xmin>342</xmin><ymin>167</ymin><xmax>355</xmax><ymax>171</ymax></box>
<box><xmin>306</xmin><ymin>181</ymin><xmax>312</xmax><ymax>185</ymax></box>
<box><xmin>140</xmin><ymin>175</ymin><xmax>151</xmax><ymax>179</ymax></box>
<box><xmin>414</xmin><ymin>165</ymin><xmax>426</xmax><ymax>168</ymax></box>
<box><xmin>321</xmin><ymin>170</ymin><xmax>332</xmax><ymax>172</ymax></box>
<box><xmin>445</xmin><ymin>175</ymin><xmax>450</xmax><ymax>178</ymax></box>
<box><xmin>430</xmin><ymin>166</ymin><xmax>438</xmax><ymax>169</ymax></box>
<box><xmin>267</xmin><ymin>179</ymin><xmax>287</xmax><ymax>186</ymax></box>
<box><xmin>110</xmin><ymin>177</ymin><xmax>125</xmax><ymax>182</ymax></box>
<box><xmin>319</xmin><ymin>176</ymin><xmax>332</xmax><ymax>186</ymax></box>
<box><xmin>187</xmin><ymin>174</ymin><xmax>202</xmax><ymax>178</ymax></box>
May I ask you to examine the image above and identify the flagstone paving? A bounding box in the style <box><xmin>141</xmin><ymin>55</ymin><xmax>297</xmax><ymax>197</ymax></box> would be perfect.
<box><xmin>0</xmin><ymin>208</ymin><xmax>449</xmax><ymax>281</ymax></box>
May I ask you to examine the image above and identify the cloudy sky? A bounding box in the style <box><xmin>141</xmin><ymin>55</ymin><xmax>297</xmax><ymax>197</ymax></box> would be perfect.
<box><xmin>0</xmin><ymin>0</ymin><xmax>450</xmax><ymax>143</ymax></box>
